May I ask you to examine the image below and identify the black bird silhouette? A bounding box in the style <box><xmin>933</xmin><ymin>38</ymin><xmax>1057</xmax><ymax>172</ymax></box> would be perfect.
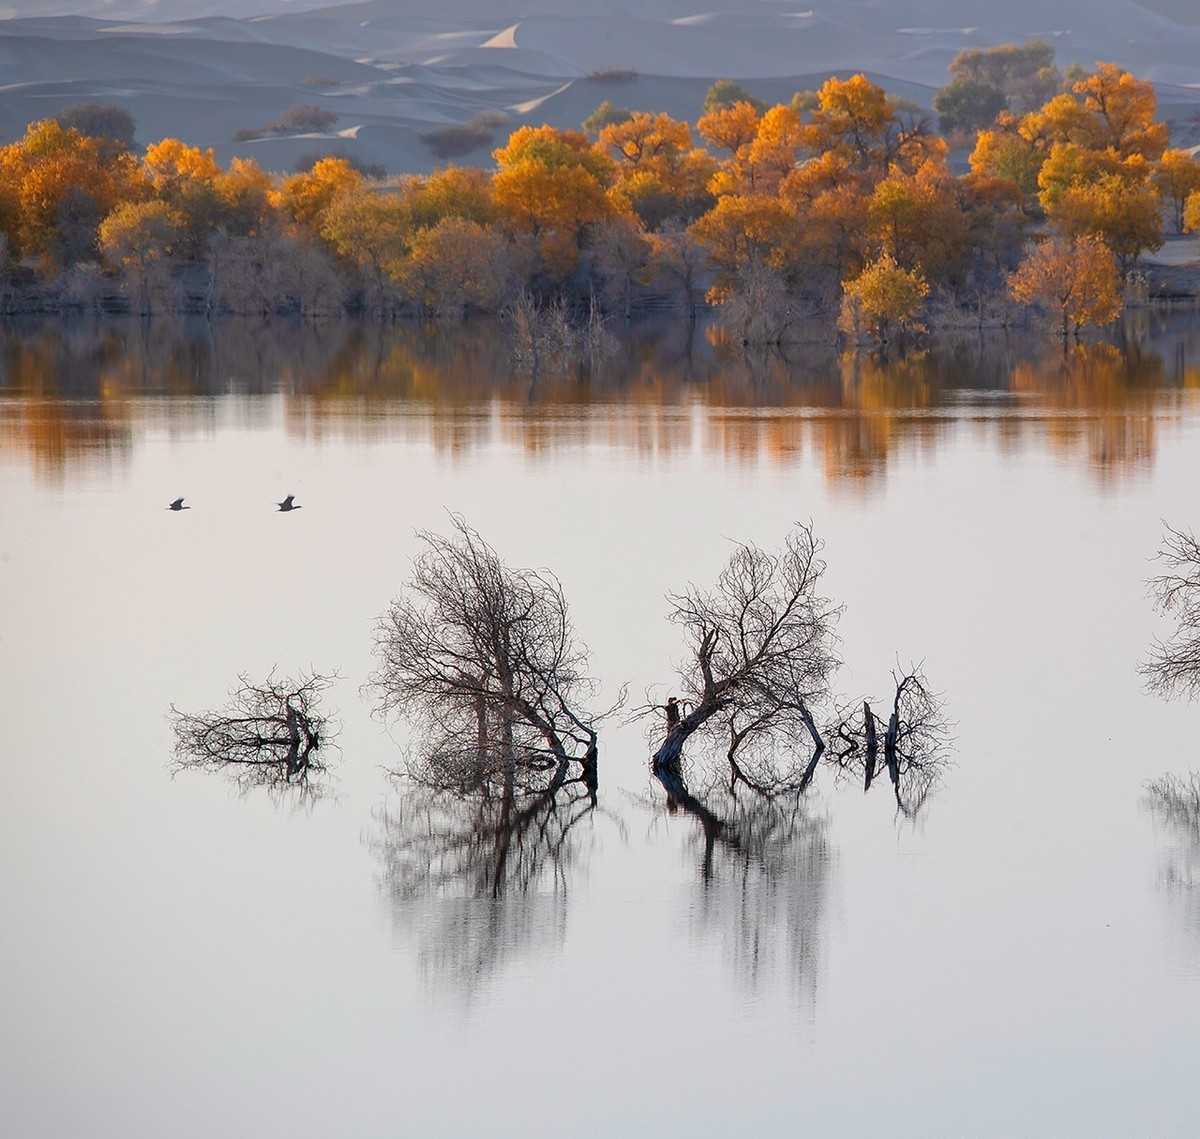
<box><xmin>277</xmin><ymin>494</ymin><xmax>302</xmax><ymax>512</ymax></box>
<box><xmin>167</xmin><ymin>497</ymin><xmax>190</xmax><ymax>511</ymax></box>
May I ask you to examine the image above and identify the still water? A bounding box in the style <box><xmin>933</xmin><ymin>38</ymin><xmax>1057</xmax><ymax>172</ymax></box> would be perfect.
<box><xmin>2</xmin><ymin>314</ymin><xmax>1200</xmax><ymax>1136</ymax></box>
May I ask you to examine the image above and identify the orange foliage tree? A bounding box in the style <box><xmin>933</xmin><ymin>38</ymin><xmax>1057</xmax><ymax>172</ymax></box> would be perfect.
<box><xmin>1008</xmin><ymin>234</ymin><xmax>1122</xmax><ymax>337</ymax></box>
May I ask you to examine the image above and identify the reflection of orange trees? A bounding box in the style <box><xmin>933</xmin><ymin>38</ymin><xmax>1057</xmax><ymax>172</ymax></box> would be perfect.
<box><xmin>1010</xmin><ymin>341</ymin><xmax>1172</xmax><ymax>478</ymax></box>
<box><xmin>4</xmin><ymin>318</ymin><xmax>1200</xmax><ymax>486</ymax></box>
<box><xmin>0</xmin><ymin>325</ymin><xmax>133</xmax><ymax>480</ymax></box>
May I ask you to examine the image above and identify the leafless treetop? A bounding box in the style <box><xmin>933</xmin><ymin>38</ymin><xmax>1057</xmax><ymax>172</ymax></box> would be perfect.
<box><xmin>371</xmin><ymin>517</ymin><xmax>617</xmax><ymax>798</ymax></box>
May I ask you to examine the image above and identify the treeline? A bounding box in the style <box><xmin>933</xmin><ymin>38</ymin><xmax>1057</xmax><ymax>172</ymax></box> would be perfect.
<box><xmin>0</xmin><ymin>46</ymin><xmax>1197</xmax><ymax>343</ymax></box>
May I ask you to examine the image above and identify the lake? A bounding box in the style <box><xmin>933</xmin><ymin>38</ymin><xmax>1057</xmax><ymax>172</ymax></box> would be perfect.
<box><xmin>3</xmin><ymin>312</ymin><xmax>1200</xmax><ymax>1136</ymax></box>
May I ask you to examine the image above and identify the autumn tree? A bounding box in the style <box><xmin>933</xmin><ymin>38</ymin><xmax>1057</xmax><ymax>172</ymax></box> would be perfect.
<box><xmin>1051</xmin><ymin>172</ymin><xmax>1162</xmax><ymax>271</ymax></box>
<box><xmin>0</xmin><ymin>119</ymin><xmax>145</xmax><ymax>266</ymax></box>
<box><xmin>798</xmin><ymin>78</ymin><xmax>942</xmax><ymax>181</ymax></box>
<box><xmin>1008</xmin><ymin>234</ymin><xmax>1121</xmax><ymax>337</ymax></box>
<box><xmin>98</xmin><ymin>200</ymin><xmax>185</xmax><ymax>313</ymax></box>
<box><xmin>866</xmin><ymin>160</ymin><xmax>968</xmax><ymax>282</ymax></box>
<box><xmin>697</xmin><ymin>100</ymin><xmax>761</xmax><ymax>160</ymax></box>
<box><xmin>780</xmin><ymin>153</ymin><xmax>871</xmax><ymax>283</ymax></box>
<box><xmin>1071</xmin><ymin>63</ymin><xmax>1168</xmax><ymax>159</ymax></box>
<box><xmin>599</xmin><ymin>111</ymin><xmax>715</xmax><ymax>225</ymax></box>
<box><xmin>140</xmin><ymin>137</ymin><xmax>226</xmax><ymax>256</ymax></box>
<box><xmin>688</xmin><ymin>193</ymin><xmax>799</xmax><ymax>299</ymax></box>
<box><xmin>1155</xmin><ymin>150</ymin><xmax>1200</xmax><ymax>234</ymax></box>
<box><xmin>320</xmin><ymin>186</ymin><xmax>409</xmax><ymax>312</ymax></box>
<box><xmin>213</xmin><ymin>156</ymin><xmax>274</xmax><ymax>237</ymax></box>
<box><xmin>402</xmin><ymin>165</ymin><xmax>496</xmax><ymax>230</ymax></box>
<box><xmin>397</xmin><ymin>218</ymin><xmax>514</xmax><ymax>318</ymax></box>
<box><xmin>839</xmin><ymin>253</ymin><xmax>929</xmax><ymax>344</ymax></box>
<box><xmin>272</xmin><ymin>155</ymin><xmax>364</xmax><ymax>232</ymax></box>
<box><xmin>969</xmin><ymin>114</ymin><xmax>1044</xmax><ymax>200</ymax></box>
<box><xmin>491</xmin><ymin>125</ymin><xmax>614</xmax><ymax>276</ymax></box>
<box><xmin>1187</xmin><ymin>191</ymin><xmax>1200</xmax><ymax>235</ymax></box>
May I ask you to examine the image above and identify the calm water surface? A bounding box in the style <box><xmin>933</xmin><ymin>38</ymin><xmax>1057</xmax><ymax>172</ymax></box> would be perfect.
<box><xmin>3</xmin><ymin>314</ymin><xmax>1200</xmax><ymax>1136</ymax></box>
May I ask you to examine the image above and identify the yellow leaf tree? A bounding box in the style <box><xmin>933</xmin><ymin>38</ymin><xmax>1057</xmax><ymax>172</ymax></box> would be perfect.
<box><xmin>1155</xmin><ymin>150</ymin><xmax>1200</xmax><ymax>233</ymax></box>
<box><xmin>320</xmin><ymin>187</ymin><xmax>409</xmax><ymax>310</ymax></box>
<box><xmin>839</xmin><ymin>253</ymin><xmax>929</xmax><ymax>343</ymax></box>
<box><xmin>1008</xmin><ymin>234</ymin><xmax>1121</xmax><ymax>337</ymax></box>
<box><xmin>98</xmin><ymin>199</ymin><xmax>185</xmax><ymax>312</ymax></box>
<box><xmin>1186</xmin><ymin>191</ymin><xmax>1200</xmax><ymax>234</ymax></box>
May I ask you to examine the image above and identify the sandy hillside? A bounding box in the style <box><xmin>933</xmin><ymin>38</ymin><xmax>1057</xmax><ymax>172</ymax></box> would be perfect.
<box><xmin>2</xmin><ymin>0</ymin><xmax>1199</xmax><ymax>176</ymax></box>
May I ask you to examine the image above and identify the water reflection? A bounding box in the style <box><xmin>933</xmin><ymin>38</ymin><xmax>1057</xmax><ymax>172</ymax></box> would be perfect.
<box><xmin>656</xmin><ymin>782</ymin><xmax>832</xmax><ymax>1005</ymax></box>
<box><xmin>3</xmin><ymin>312</ymin><xmax>1200</xmax><ymax>486</ymax></box>
<box><xmin>371</xmin><ymin>782</ymin><xmax>604</xmax><ymax>993</ymax></box>
<box><xmin>1143</xmin><ymin>774</ymin><xmax>1200</xmax><ymax>939</ymax></box>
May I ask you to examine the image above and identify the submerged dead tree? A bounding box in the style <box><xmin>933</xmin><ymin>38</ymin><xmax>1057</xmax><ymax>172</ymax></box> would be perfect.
<box><xmin>169</xmin><ymin>671</ymin><xmax>336</xmax><ymax>797</ymax></box>
<box><xmin>829</xmin><ymin>666</ymin><xmax>952</xmax><ymax>817</ymax></box>
<box><xmin>646</xmin><ymin>524</ymin><xmax>841</xmax><ymax>799</ymax></box>
<box><xmin>644</xmin><ymin>523</ymin><xmax>950</xmax><ymax>817</ymax></box>
<box><xmin>1143</xmin><ymin>523</ymin><xmax>1200</xmax><ymax>700</ymax></box>
<box><xmin>371</xmin><ymin>517</ymin><xmax>615</xmax><ymax>801</ymax></box>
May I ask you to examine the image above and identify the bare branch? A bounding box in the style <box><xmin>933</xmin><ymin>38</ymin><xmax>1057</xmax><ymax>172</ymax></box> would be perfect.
<box><xmin>168</xmin><ymin>670</ymin><xmax>338</xmax><ymax>801</ymax></box>
<box><xmin>1143</xmin><ymin>523</ymin><xmax>1200</xmax><ymax>700</ymax></box>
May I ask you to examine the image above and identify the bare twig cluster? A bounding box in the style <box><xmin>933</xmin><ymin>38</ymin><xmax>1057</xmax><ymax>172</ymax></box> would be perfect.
<box><xmin>1143</xmin><ymin>523</ymin><xmax>1200</xmax><ymax>700</ymax></box>
<box><xmin>169</xmin><ymin>670</ymin><xmax>337</xmax><ymax>799</ymax></box>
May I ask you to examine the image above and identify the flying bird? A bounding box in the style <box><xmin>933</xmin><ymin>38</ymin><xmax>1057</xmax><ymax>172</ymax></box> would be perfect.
<box><xmin>167</xmin><ymin>497</ymin><xmax>190</xmax><ymax>511</ymax></box>
<box><xmin>277</xmin><ymin>494</ymin><xmax>302</xmax><ymax>512</ymax></box>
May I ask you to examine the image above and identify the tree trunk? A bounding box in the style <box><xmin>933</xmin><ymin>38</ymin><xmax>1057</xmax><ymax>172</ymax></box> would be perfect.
<box><xmin>863</xmin><ymin>700</ymin><xmax>878</xmax><ymax>791</ymax></box>
<box><xmin>795</xmin><ymin>702</ymin><xmax>827</xmax><ymax>793</ymax></box>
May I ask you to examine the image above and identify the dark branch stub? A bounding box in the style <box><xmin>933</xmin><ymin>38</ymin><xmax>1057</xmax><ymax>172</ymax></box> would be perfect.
<box><xmin>169</xmin><ymin>671</ymin><xmax>337</xmax><ymax>799</ymax></box>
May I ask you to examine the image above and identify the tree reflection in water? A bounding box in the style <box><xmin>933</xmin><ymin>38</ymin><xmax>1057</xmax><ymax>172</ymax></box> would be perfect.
<box><xmin>371</xmin><ymin>781</ymin><xmax>607</xmax><ymax>993</ymax></box>
<box><xmin>367</xmin><ymin>518</ymin><xmax>619</xmax><ymax>990</ymax></box>
<box><xmin>1143</xmin><ymin>774</ymin><xmax>1200</xmax><ymax>938</ymax></box>
<box><xmin>659</xmin><ymin>780</ymin><xmax>832</xmax><ymax>1005</ymax></box>
<box><xmin>3</xmin><ymin>312</ymin><xmax>1200</xmax><ymax>486</ymax></box>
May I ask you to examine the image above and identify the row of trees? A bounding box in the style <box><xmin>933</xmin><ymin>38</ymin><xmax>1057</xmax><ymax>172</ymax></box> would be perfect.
<box><xmin>1</xmin><ymin>50</ymin><xmax>1195</xmax><ymax>340</ymax></box>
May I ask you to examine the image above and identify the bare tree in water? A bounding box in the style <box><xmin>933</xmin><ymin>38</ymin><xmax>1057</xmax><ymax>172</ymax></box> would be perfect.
<box><xmin>1144</xmin><ymin>524</ymin><xmax>1200</xmax><ymax>700</ymax></box>
<box><xmin>827</xmin><ymin>665</ymin><xmax>953</xmax><ymax>817</ymax></box>
<box><xmin>370</xmin><ymin>516</ymin><xmax>619</xmax><ymax>801</ymax></box>
<box><xmin>643</xmin><ymin>523</ymin><xmax>950</xmax><ymax>817</ymax></box>
<box><xmin>169</xmin><ymin>671</ymin><xmax>336</xmax><ymax>799</ymax></box>
<box><xmin>369</xmin><ymin>518</ymin><xmax>621</xmax><ymax>987</ymax></box>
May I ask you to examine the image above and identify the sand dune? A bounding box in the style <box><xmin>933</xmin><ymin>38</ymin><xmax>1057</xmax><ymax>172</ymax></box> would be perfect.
<box><xmin>3</xmin><ymin>0</ymin><xmax>1200</xmax><ymax>177</ymax></box>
